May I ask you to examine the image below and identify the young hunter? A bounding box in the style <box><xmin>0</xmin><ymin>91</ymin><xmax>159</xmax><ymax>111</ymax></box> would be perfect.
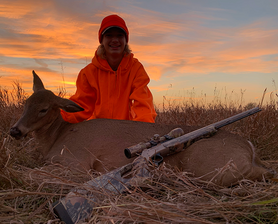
<box><xmin>61</xmin><ymin>14</ymin><xmax>157</xmax><ymax>123</ymax></box>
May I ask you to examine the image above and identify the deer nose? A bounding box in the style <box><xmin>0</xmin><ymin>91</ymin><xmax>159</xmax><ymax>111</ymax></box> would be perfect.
<box><xmin>10</xmin><ymin>127</ymin><xmax>22</xmax><ymax>139</ymax></box>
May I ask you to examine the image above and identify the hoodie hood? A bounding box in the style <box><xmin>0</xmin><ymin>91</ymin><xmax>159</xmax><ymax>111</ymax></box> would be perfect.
<box><xmin>91</xmin><ymin>51</ymin><xmax>135</xmax><ymax>73</ymax></box>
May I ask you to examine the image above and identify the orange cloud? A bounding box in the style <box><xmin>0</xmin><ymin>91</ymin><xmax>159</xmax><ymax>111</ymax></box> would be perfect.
<box><xmin>128</xmin><ymin>14</ymin><xmax>278</xmax><ymax>78</ymax></box>
<box><xmin>144</xmin><ymin>66</ymin><xmax>162</xmax><ymax>80</ymax></box>
<box><xmin>0</xmin><ymin>1</ymin><xmax>100</xmax><ymax>60</ymax></box>
<box><xmin>0</xmin><ymin>1</ymin><xmax>37</xmax><ymax>19</ymax></box>
<box><xmin>132</xmin><ymin>24</ymin><xmax>278</xmax><ymax>77</ymax></box>
<box><xmin>149</xmin><ymin>85</ymin><xmax>169</xmax><ymax>92</ymax></box>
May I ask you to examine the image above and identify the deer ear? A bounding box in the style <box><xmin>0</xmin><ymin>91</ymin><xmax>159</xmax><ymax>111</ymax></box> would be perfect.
<box><xmin>32</xmin><ymin>70</ymin><xmax>45</xmax><ymax>92</ymax></box>
<box><xmin>58</xmin><ymin>98</ymin><xmax>84</xmax><ymax>113</ymax></box>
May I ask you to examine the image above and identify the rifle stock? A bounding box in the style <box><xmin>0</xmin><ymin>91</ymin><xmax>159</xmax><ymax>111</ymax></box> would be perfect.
<box><xmin>53</xmin><ymin>107</ymin><xmax>261</xmax><ymax>223</ymax></box>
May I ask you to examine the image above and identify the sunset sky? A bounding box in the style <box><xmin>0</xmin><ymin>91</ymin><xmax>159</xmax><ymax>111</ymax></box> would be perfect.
<box><xmin>0</xmin><ymin>0</ymin><xmax>277</xmax><ymax>108</ymax></box>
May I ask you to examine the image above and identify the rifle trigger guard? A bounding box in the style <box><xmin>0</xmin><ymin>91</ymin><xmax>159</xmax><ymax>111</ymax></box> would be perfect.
<box><xmin>151</xmin><ymin>153</ymin><xmax>163</xmax><ymax>166</ymax></box>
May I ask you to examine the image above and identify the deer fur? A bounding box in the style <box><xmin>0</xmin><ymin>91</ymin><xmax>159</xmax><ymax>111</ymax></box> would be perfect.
<box><xmin>10</xmin><ymin>71</ymin><xmax>275</xmax><ymax>186</ymax></box>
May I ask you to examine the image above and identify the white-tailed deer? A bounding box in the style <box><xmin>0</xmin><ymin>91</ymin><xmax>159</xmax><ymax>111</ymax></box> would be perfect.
<box><xmin>10</xmin><ymin>71</ymin><xmax>275</xmax><ymax>186</ymax></box>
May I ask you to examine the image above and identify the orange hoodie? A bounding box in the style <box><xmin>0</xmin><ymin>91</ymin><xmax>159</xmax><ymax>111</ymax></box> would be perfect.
<box><xmin>61</xmin><ymin>52</ymin><xmax>157</xmax><ymax>123</ymax></box>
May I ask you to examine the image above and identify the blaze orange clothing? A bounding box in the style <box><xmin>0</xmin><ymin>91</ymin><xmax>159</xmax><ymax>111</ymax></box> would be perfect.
<box><xmin>61</xmin><ymin>51</ymin><xmax>157</xmax><ymax>123</ymax></box>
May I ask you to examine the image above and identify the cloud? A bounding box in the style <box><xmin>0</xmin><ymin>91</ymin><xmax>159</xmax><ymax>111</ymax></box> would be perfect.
<box><xmin>0</xmin><ymin>0</ymin><xmax>101</xmax><ymax>61</ymax></box>
<box><xmin>0</xmin><ymin>0</ymin><xmax>39</xmax><ymax>19</ymax></box>
<box><xmin>34</xmin><ymin>59</ymin><xmax>48</xmax><ymax>68</ymax></box>
<box><xmin>2</xmin><ymin>0</ymin><xmax>277</xmax><ymax>78</ymax></box>
<box><xmin>143</xmin><ymin>65</ymin><xmax>162</xmax><ymax>81</ymax></box>
<box><xmin>131</xmin><ymin>19</ymin><xmax>278</xmax><ymax>78</ymax></box>
<box><xmin>0</xmin><ymin>0</ymin><xmax>277</xmax><ymax>106</ymax></box>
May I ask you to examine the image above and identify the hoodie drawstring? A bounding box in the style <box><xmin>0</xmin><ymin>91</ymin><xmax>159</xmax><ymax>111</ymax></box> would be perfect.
<box><xmin>116</xmin><ymin>66</ymin><xmax>122</xmax><ymax>100</ymax></box>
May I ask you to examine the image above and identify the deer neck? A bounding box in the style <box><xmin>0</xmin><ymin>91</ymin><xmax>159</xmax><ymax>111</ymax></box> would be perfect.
<box><xmin>34</xmin><ymin>113</ymin><xmax>69</xmax><ymax>157</ymax></box>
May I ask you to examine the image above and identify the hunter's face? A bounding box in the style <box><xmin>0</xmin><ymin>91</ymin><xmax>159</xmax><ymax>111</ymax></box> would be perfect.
<box><xmin>102</xmin><ymin>27</ymin><xmax>126</xmax><ymax>57</ymax></box>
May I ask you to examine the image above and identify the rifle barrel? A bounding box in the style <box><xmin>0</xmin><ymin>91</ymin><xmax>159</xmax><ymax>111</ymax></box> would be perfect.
<box><xmin>213</xmin><ymin>107</ymin><xmax>261</xmax><ymax>129</ymax></box>
<box><xmin>141</xmin><ymin>107</ymin><xmax>261</xmax><ymax>159</ymax></box>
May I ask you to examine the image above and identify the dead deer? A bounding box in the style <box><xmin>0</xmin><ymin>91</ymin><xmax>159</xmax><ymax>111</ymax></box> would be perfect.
<box><xmin>10</xmin><ymin>71</ymin><xmax>275</xmax><ymax>186</ymax></box>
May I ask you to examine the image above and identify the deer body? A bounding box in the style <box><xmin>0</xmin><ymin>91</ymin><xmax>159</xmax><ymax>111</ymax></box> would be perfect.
<box><xmin>10</xmin><ymin>71</ymin><xmax>275</xmax><ymax>186</ymax></box>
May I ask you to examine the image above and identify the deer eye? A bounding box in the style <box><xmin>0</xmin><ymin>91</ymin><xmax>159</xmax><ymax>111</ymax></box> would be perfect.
<box><xmin>38</xmin><ymin>108</ymin><xmax>49</xmax><ymax>117</ymax></box>
<box><xmin>40</xmin><ymin>109</ymin><xmax>48</xmax><ymax>113</ymax></box>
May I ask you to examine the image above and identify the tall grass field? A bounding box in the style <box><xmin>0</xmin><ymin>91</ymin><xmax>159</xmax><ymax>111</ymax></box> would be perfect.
<box><xmin>0</xmin><ymin>83</ymin><xmax>278</xmax><ymax>223</ymax></box>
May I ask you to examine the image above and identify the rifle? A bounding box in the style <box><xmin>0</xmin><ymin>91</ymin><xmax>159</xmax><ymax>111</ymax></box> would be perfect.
<box><xmin>52</xmin><ymin>107</ymin><xmax>261</xmax><ymax>223</ymax></box>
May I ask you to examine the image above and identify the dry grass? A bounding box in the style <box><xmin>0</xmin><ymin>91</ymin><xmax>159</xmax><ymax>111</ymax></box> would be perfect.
<box><xmin>0</xmin><ymin>84</ymin><xmax>278</xmax><ymax>223</ymax></box>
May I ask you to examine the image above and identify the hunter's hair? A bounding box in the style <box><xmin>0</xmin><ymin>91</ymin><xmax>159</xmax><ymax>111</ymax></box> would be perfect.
<box><xmin>96</xmin><ymin>44</ymin><xmax>132</xmax><ymax>59</ymax></box>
